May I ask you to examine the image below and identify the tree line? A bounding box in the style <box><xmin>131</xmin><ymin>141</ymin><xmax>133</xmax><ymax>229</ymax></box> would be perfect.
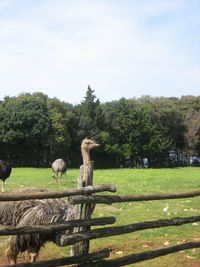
<box><xmin>0</xmin><ymin>87</ymin><xmax>199</xmax><ymax>168</ymax></box>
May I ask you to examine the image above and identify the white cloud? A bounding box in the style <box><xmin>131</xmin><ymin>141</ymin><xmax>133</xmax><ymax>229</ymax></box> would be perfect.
<box><xmin>0</xmin><ymin>0</ymin><xmax>199</xmax><ymax>103</ymax></box>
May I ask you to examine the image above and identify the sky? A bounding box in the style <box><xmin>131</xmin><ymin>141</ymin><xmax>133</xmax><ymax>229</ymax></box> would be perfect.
<box><xmin>0</xmin><ymin>0</ymin><xmax>199</xmax><ymax>104</ymax></box>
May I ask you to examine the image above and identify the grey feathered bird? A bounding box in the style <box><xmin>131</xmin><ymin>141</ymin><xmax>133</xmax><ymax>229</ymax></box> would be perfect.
<box><xmin>0</xmin><ymin>188</ymin><xmax>76</xmax><ymax>264</ymax></box>
<box><xmin>51</xmin><ymin>158</ymin><xmax>67</xmax><ymax>184</ymax></box>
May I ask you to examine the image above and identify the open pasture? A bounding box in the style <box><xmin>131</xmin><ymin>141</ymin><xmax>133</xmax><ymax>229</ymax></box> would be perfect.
<box><xmin>0</xmin><ymin>167</ymin><xmax>200</xmax><ymax>266</ymax></box>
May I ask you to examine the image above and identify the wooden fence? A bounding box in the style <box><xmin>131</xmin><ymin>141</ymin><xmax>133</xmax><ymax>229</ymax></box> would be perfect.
<box><xmin>1</xmin><ymin>162</ymin><xmax>200</xmax><ymax>266</ymax></box>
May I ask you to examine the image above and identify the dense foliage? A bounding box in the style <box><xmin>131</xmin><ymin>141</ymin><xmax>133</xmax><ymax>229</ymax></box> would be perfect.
<box><xmin>0</xmin><ymin>87</ymin><xmax>199</xmax><ymax>167</ymax></box>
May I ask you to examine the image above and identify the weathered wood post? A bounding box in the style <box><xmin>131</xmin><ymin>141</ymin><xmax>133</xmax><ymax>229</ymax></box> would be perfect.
<box><xmin>71</xmin><ymin>161</ymin><xmax>94</xmax><ymax>255</ymax></box>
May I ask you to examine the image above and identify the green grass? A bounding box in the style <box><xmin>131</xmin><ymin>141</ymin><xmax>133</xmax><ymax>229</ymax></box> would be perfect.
<box><xmin>0</xmin><ymin>167</ymin><xmax>200</xmax><ymax>266</ymax></box>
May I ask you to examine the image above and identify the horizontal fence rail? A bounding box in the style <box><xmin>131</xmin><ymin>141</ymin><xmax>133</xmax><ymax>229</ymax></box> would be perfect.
<box><xmin>0</xmin><ymin>184</ymin><xmax>116</xmax><ymax>201</ymax></box>
<box><xmin>2</xmin><ymin>248</ymin><xmax>110</xmax><ymax>267</ymax></box>
<box><xmin>1</xmin><ymin>183</ymin><xmax>200</xmax><ymax>266</ymax></box>
<box><xmin>79</xmin><ymin>241</ymin><xmax>200</xmax><ymax>267</ymax></box>
<box><xmin>59</xmin><ymin>215</ymin><xmax>200</xmax><ymax>246</ymax></box>
<box><xmin>0</xmin><ymin>217</ymin><xmax>116</xmax><ymax>236</ymax></box>
<box><xmin>69</xmin><ymin>189</ymin><xmax>200</xmax><ymax>205</ymax></box>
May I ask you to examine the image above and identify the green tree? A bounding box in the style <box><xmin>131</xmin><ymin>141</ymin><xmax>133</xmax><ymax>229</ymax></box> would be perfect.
<box><xmin>47</xmin><ymin>98</ymin><xmax>74</xmax><ymax>161</ymax></box>
<box><xmin>102</xmin><ymin>98</ymin><xmax>146</xmax><ymax>166</ymax></box>
<box><xmin>184</xmin><ymin>109</ymin><xmax>200</xmax><ymax>155</ymax></box>
<box><xmin>77</xmin><ymin>85</ymin><xmax>103</xmax><ymax>139</ymax></box>
<box><xmin>0</xmin><ymin>93</ymin><xmax>51</xmax><ymax>166</ymax></box>
<box><xmin>179</xmin><ymin>96</ymin><xmax>200</xmax><ymax>156</ymax></box>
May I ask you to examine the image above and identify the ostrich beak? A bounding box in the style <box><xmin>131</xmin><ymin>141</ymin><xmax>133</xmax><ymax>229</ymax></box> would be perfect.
<box><xmin>94</xmin><ymin>143</ymin><xmax>100</xmax><ymax>148</ymax></box>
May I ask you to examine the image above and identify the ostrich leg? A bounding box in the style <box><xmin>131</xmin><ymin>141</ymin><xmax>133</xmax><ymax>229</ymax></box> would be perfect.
<box><xmin>1</xmin><ymin>180</ymin><xmax>5</xmax><ymax>192</ymax></box>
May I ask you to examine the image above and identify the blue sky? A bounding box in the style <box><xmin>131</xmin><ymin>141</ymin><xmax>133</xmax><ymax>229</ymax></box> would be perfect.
<box><xmin>0</xmin><ymin>0</ymin><xmax>199</xmax><ymax>103</ymax></box>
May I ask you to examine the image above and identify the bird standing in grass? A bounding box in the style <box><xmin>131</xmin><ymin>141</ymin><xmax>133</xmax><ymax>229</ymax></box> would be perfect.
<box><xmin>0</xmin><ymin>160</ymin><xmax>12</xmax><ymax>192</ymax></box>
<box><xmin>51</xmin><ymin>158</ymin><xmax>67</xmax><ymax>184</ymax></box>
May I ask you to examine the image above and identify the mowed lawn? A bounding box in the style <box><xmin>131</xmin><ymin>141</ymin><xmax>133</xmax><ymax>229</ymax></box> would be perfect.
<box><xmin>0</xmin><ymin>167</ymin><xmax>200</xmax><ymax>266</ymax></box>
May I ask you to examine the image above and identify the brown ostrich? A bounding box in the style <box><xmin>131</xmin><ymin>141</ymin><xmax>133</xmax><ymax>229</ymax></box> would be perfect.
<box><xmin>81</xmin><ymin>138</ymin><xmax>100</xmax><ymax>165</ymax></box>
<box><xmin>0</xmin><ymin>138</ymin><xmax>100</xmax><ymax>264</ymax></box>
<box><xmin>4</xmin><ymin>188</ymin><xmax>76</xmax><ymax>264</ymax></box>
<box><xmin>6</xmin><ymin>192</ymin><xmax>76</xmax><ymax>264</ymax></box>
<box><xmin>0</xmin><ymin>160</ymin><xmax>12</xmax><ymax>192</ymax></box>
<box><xmin>51</xmin><ymin>158</ymin><xmax>67</xmax><ymax>184</ymax></box>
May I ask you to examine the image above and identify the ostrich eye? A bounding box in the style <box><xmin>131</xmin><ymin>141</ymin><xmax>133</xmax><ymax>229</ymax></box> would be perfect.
<box><xmin>89</xmin><ymin>142</ymin><xmax>94</xmax><ymax>146</ymax></box>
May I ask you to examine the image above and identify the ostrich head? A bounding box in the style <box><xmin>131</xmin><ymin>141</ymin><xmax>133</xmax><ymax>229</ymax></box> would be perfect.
<box><xmin>81</xmin><ymin>138</ymin><xmax>100</xmax><ymax>164</ymax></box>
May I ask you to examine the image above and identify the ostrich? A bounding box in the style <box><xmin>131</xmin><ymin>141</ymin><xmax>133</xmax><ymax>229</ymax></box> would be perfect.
<box><xmin>0</xmin><ymin>188</ymin><xmax>76</xmax><ymax>264</ymax></box>
<box><xmin>4</xmin><ymin>189</ymin><xmax>76</xmax><ymax>264</ymax></box>
<box><xmin>0</xmin><ymin>160</ymin><xmax>12</xmax><ymax>192</ymax></box>
<box><xmin>51</xmin><ymin>158</ymin><xmax>67</xmax><ymax>184</ymax></box>
<box><xmin>81</xmin><ymin>138</ymin><xmax>100</xmax><ymax>165</ymax></box>
<box><xmin>0</xmin><ymin>138</ymin><xmax>100</xmax><ymax>264</ymax></box>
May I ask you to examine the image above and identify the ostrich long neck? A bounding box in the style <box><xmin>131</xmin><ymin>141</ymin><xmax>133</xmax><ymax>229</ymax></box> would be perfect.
<box><xmin>81</xmin><ymin>148</ymin><xmax>90</xmax><ymax>165</ymax></box>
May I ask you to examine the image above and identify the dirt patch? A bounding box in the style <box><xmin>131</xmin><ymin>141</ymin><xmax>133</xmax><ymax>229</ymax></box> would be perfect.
<box><xmin>0</xmin><ymin>253</ymin><xmax>31</xmax><ymax>266</ymax></box>
<box><xmin>179</xmin><ymin>253</ymin><xmax>200</xmax><ymax>267</ymax></box>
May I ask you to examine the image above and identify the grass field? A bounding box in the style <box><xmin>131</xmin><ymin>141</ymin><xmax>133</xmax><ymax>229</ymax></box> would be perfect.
<box><xmin>0</xmin><ymin>167</ymin><xmax>200</xmax><ymax>266</ymax></box>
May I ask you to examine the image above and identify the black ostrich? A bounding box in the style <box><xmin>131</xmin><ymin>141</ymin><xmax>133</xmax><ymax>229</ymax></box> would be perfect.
<box><xmin>0</xmin><ymin>160</ymin><xmax>12</xmax><ymax>192</ymax></box>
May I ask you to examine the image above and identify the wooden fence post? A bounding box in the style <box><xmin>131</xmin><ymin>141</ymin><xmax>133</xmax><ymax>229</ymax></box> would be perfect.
<box><xmin>71</xmin><ymin>161</ymin><xmax>94</xmax><ymax>256</ymax></box>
